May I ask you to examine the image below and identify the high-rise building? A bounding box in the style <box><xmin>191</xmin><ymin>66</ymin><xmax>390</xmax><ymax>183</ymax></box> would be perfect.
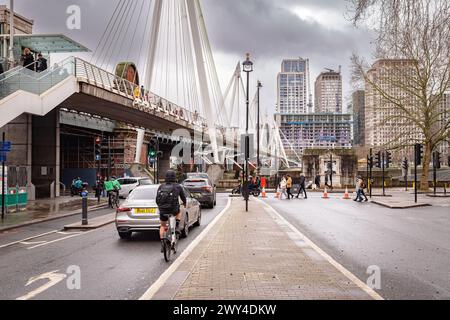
<box><xmin>277</xmin><ymin>58</ymin><xmax>311</xmax><ymax>114</ymax></box>
<box><xmin>365</xmin><ymin>59</ymin><xmax>422</xmax><ymax>150</ymax></box>
<box><xmin>315</xmin><ymin>68</ymin><xmax>343</xmax><ymax>114</ymax></box>
<box><xmin>275</xmin><ymin>113</ymin><xmax>353</xmax><ymax>160</ymax></box>
<box><xmin>352</xmin><ymin>90</ymin><xmax>365</xmax><ymax>146</ymax></box>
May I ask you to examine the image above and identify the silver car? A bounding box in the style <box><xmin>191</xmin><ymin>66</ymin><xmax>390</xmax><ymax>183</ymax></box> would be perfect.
<box><xmin>115</xmin><ymin>185</ymin><xmax>202</xmax><ymax>240</ymax></box>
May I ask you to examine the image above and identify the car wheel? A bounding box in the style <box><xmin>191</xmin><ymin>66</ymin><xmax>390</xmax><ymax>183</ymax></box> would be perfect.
<box><xmin>118</xmin><ymin>231</ymin><xmax>132</xmax><ymax>240</ymax></box>
<box><xmin>194</xmin><ymin>208</ymin><xmax>202</xmax><ymax>227</ymax></box>
<box><xmin>181</xmin><ymin>214</ymin><xmax>189</xmax><ymax>238</ymax></box>
<box><xmin>209</xmin><ymin>201</ymin><xmax>214</xmax><ymax>209</ymax></box>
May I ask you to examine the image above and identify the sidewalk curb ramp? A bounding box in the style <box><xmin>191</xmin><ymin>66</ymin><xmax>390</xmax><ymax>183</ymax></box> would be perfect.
<box><xmin>371</xmin><ymin>200</ymin><xmax>432</xmax><ymax>209</ymax></box>
<box><xmin>0</xmin><ymin>204</ymin><xmax>109</xmax><ymax>232</ymax></box>
<box><xmin>64</xmin><ymin>213</ymin><xmax>116</xmax><ymax>230</ymax></box>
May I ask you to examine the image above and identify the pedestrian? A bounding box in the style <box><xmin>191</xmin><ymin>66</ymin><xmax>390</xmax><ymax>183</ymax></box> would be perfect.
<box><xmin>325</xmin><ymin>174</ymin><xmax>332</xmax><ymax>190</ymax></box>
<box><xmin>296</xmin><ymin>174</ymin><xmax>308</xmax><ymax>199</ymax></box>
<box><xmin>286</xmin><ymin>175</ymin><xmax>294</xmax><ymax>199</ymax></box>
<box><xmin>279</xmin><ymin>175</ymin><xmax>288</xmax><ymax>200</ymax></box>
<box><xmin>36</xmin><ymin>53</ymin><xmax>48</xmax><ymax>72</ymax></box>
<box><xmin>21</xmin><ymin>48</ymin><xmax>35</xmax><ymax>71</ymax></box>
<box><xmin>354</xmin><ymin>177</ymin><xmax>362</xmax><ymax>202</ymax></box>
<box><xmin>314</xmin><ymin>174</ymin><xmax>321</xmax><ymax>190</ymax></box>
<box><xmin>360</xmin><ymin>178</ymin><xmax>369</xmax><ymax>202</ymax></box>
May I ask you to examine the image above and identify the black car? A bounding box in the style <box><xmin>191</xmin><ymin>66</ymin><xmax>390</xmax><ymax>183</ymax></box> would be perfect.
<box><xmin>183</xmin><ymin>178</ymin><xmax>216</xmax><ymax>208</ymax></box>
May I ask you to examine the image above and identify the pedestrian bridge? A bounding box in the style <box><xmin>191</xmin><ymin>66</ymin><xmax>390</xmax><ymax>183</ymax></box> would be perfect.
<box><xmin>0</xmin><ymin>57</ymin><xmax>210</xmax><ymax>135</ymax></box>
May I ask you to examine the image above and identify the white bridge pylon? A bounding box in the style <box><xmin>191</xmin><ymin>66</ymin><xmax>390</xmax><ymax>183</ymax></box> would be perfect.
<box><xmin>92</xmin><ymin>0</ymin><xmax>291</xmax><ymax>168</ymax></box>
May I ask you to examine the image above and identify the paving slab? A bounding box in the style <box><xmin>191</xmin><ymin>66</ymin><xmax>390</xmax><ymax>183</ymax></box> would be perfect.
<box><xmin>147</xmin><ymin>198</ymin><xmax>381</xmax><ymax>301</ymax></box>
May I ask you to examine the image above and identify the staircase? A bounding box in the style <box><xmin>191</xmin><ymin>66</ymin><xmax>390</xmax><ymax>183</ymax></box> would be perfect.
<box><xmin>0</xmin><ymin>57</ymin><xmax>78</xmax><ymax>128</ymax></box>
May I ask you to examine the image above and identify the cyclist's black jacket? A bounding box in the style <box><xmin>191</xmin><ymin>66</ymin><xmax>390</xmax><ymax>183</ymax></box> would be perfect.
<box><xmin>158</xmin><ymin>183</ymin><xmax>187</xmax><ymax>216</ymax></box>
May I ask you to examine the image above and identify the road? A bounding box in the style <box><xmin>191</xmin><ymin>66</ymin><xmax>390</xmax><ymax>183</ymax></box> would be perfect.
<box><xmin>264</xmin><ymin>193</ymin><xmax>450</xmax><ymax>300</ymax></box>
<box><xmin>0</xmin><ymin>194</ymin><xmax>229</xmax><ymax>300</ymax></box>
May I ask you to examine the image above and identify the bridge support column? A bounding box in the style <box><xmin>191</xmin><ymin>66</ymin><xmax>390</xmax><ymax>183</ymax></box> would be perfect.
<box><xmin>31</xmin><ymin>110</ymin><xmax>60</xmax><ymax>199</ymax></box>
<box><xmin>134</xmin><ymin>129</ymin><xmax>145</xmax><ymax>164</ymax></box>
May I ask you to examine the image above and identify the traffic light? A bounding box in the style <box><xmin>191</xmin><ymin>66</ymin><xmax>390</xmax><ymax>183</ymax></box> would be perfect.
<box><xmin>402</xmin><ymin>158</ymin><xmax>409</xmax><ymax>170</ymax></box>
<box><xmin>375</xmin><ymin>151</ymin><xmax>382</xmax><ymax>168</ymax></box>
<box><xmin>149</xmin><ymin>146</ymin><xmax>157</xmax><ymax>160</ymax></box>
<box><xmin>433</xmin><ymin>151</ymin><xmax>441</xmax><ymax>169</ymax></box>
<box><xmin>415</xmin><ymin>144</ymin><xmax>424</xmax><ymax>166</ymax></box>
<box><xmin>368</xmin><ymin>156</ymin><xmax>374</xmax><ymax>169</ymax></box>
<box><xmin>95</xmin><ymin>136</ymin><xmax>102</xmax><ymax>161</ymax></box>
<box><xmin>385</xmin><ymin>151</ymin><xmax>392</xmax><ymax>169</ymax></box>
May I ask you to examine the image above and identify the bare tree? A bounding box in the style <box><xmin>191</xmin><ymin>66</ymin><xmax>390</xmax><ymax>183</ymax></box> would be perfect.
<box><xmin>349</xmin><ymin>0</ymin><xmax>450</xmax><ymax>190</ymax></box>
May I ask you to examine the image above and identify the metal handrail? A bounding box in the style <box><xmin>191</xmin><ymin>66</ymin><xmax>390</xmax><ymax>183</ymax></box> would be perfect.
<box><xmin>74</xmin><ymin>57</ymin><xmax>208</xmax><ymax>128</ymax></box>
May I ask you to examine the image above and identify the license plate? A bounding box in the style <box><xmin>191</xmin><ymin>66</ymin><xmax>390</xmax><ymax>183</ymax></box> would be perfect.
<box><xmin>135</xmin><ymin>208</ymin><xmax>157</xmax><ymax>214</ymax></box>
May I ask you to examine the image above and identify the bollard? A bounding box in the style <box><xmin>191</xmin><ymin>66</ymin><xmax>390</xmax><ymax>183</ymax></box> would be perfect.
<box><xmin>81</xmin><ymin>191</ymin><xmax>88</xmax><ymax>226</ymax></box>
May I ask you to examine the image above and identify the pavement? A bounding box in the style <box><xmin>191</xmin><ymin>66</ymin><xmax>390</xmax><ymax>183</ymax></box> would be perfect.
<box><xmin>0</xmin><ymin>197</ymin><xmax>108</xmax><ymax>232</ymax></box>
<box><xmin>145</xmin><ymin>197</ymin><xmax>381</xmax><ymax>300</ymax></box>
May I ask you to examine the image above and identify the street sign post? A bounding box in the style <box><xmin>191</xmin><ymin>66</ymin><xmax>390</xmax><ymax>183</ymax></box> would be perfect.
<box><xmin>1</xmin><ymin>133</ymin><xmax>12</xmax><ymax>220</ymax></box>
<box><xmin>414</xmin><ymin>144</ymin><xmax>424</xmax><ymax>204</ymax></box>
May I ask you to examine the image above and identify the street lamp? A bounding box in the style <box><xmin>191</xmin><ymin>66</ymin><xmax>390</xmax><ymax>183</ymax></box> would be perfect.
<box><xmin>242</xmin><ymin>53</ymin><xmax>253</xmax><ymax>212</ymax></box>
<box><xmin>257</xmin><ymin>81</ymin><xmax>262</xmax><ymax>174</ymax></box>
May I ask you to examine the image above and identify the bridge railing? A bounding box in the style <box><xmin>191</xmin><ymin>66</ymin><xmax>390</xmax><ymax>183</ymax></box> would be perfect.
<box><xmin>74</xmin><ymin>58</ymin><xmax>208</xmax><ymax>130</ymax></box>
<box><xmin>0</xmin><ymin>57</ymin><xmax>76</xmax><ymax>99</ymax></box>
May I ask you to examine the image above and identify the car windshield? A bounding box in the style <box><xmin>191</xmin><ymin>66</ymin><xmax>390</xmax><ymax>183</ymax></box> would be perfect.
<box><xmin>184</xmin><ymin>180</ymin><xmax>208</xmax><ymax>187</ymax></box>
<box><xmin>128</xmin><ymin>187</ymin><xmax>158</xmax><ymax>200</ymax></box>
<box><xmin>139</xmin><ymin>179</ymin><xmax>152</xmax><ymax>185</ymax></box>
<box><xmin>187</xmin><ymin>173</ymin><xmax>208</xmax><ymax>179</ymax></box>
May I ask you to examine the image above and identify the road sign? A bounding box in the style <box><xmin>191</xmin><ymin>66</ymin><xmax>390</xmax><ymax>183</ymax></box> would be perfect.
<box><xmin>0</xmin><ymin>141</ymin><xmax>12</xmax><ymax>152</ymax></box>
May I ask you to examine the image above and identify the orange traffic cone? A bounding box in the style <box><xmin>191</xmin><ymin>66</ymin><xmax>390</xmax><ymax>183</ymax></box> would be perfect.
<box><xmin>322</xmin><ymin>187</ymin><xmax>330</xmax><ymax>199</ymax></box>
<box><xmin>343</xmin><ymin>187</ymin><xmax>351</xmax><ymax>200</ymax></box>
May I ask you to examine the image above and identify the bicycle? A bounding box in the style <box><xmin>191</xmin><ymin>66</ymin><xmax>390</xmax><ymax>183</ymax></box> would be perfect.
<box><xmin>108</xmin><ymin>190</ymin><xmax>120</xmax><ymax>209</ymax></box>
<box><xmin>162</xmin><ymin>215</ymin><xmax>179</xmax><ymax>262</ymax></box>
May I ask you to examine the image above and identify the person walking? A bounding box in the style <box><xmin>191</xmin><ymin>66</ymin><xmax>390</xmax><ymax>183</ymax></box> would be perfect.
<box><xmin>359</xmin><ymin>178</ymin><xmax>369</xmax><ymax>202</ymax></box>
<box><xmin>36</xmin><ymin>53</ymin><xmax>48</xmax><ymax>72</ymax></box>
<box><xmin>21</xmin><ymin>48</ymin><xmax>35</xmax><ymax>71</ymax></box>
<box><xmin>156</xmin><ymin>170</ymin><xmax>187</xmax><ymax>252</ymax></box>
<box><xmin>279</xmin><ymin>175</ymin><xmax>288</xmax><ymax>200</ymax></box>
<box><xmin>296</xmin><ymin>174</ymin><xmax>308</xmax><ymax>199</ymax></box>
<box><xmin>286</xmin><ymin>175</ymin><xmax>294</xmax><ymax>200</ymax></box>
<box><xmin>314</xmin><ymin>174</ymin><xmax>321</xmax><ymax>190</ymax></box>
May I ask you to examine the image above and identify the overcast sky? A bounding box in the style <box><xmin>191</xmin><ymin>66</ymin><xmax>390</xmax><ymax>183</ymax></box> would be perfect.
<box><xmin>3</xmin><ymin>0</ymin><xmax>375</xmax><ymax>114</ymax></box>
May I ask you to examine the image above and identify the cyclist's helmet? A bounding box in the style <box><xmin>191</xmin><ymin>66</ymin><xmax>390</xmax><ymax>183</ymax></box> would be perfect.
<box><xmin>165</xmin><ymin>170</ymin><xmax>177</xmax><ymax>183</ymax></box>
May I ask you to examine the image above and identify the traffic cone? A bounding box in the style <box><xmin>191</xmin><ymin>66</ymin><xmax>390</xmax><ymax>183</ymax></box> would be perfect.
<box><xmin>343</xmin><ymin>187</ymin><xmax>351</xmax><ymax>200</ymax></box>
<box><xmin>275</xmin><ymin>188</ymin><xmax>280</xmax><ymax>199</ymax></box>
<box><xmin>322</xmin><ymin>187</ymin><xmax>329</xmax><ymax>199</ymax></box>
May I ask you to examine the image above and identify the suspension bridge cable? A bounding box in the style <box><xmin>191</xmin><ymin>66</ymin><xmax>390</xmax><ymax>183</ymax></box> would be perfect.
<box><xmin>95</xmin><ymin>0</ymin><xmax>130</xmax><ymax>67</ymax></box>
<box><xmin>121</xmin><ymin>0</ymin><xmax>146</xmax><ymax>79</ymax></box>
<box><xmin>98</xmin><ymin>0</ymin><xmax>133</xmax><ymax>69</ymax></box>
<box><xmin>105</xmin><ymin>0</ymin><xmax>140</xmax><ymax>71</ymax></box>
<box><xmin>90</xmin><ymin>0</ymin><xmax>123</xmax><ymax>63</ymax></box>
<box><xmin>137</xmin><ymin>0</ymin><xmax>154</xmax><ymax>76</ymax></box>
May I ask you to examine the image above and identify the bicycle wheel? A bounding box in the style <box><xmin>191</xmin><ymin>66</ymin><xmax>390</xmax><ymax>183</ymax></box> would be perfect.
<box><xmin>163</xmin><ymin>238</ymin><xmax>172</xmax><ymax>262</ymax></box>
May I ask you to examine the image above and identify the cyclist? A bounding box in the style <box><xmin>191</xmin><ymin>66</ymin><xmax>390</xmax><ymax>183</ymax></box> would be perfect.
<box><xmin>105</xmin><ymin>176</ymin><xmax>121</xmax><ymax>207</ymax></box>
<box><xmin>156</xmin><ymin>170</ymin><xmax>187</xmax><ymax>252</ymax></box>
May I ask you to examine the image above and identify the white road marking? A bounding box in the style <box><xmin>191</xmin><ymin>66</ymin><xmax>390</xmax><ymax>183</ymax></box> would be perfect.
<box><xmin>0</xmin><ymin>230</ymin><xmax>59</xmax><ymax>249</ymax></box>
<box><xmin>259</xmin><ymin>199</ymin><xmax>384</xmax><ymax>301</ymax></box>
<box><xmin>139</xmin><ymin>198</ymin><xmax>232</xmax><ymax>300</ymax></box>
<box><xmin>19</xmin><ymin>241</ymin><xmax>48</xmax><ymax>246</ymax></box>
<box><xmin>26</xmin><ymin>233</ymin><xmax>87</xmax><ymax>250</ymax></box>
<box><xmin>16</xmin><ymin>270</ymin><xmax>67</xmax><ymax>300</ymax></box>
